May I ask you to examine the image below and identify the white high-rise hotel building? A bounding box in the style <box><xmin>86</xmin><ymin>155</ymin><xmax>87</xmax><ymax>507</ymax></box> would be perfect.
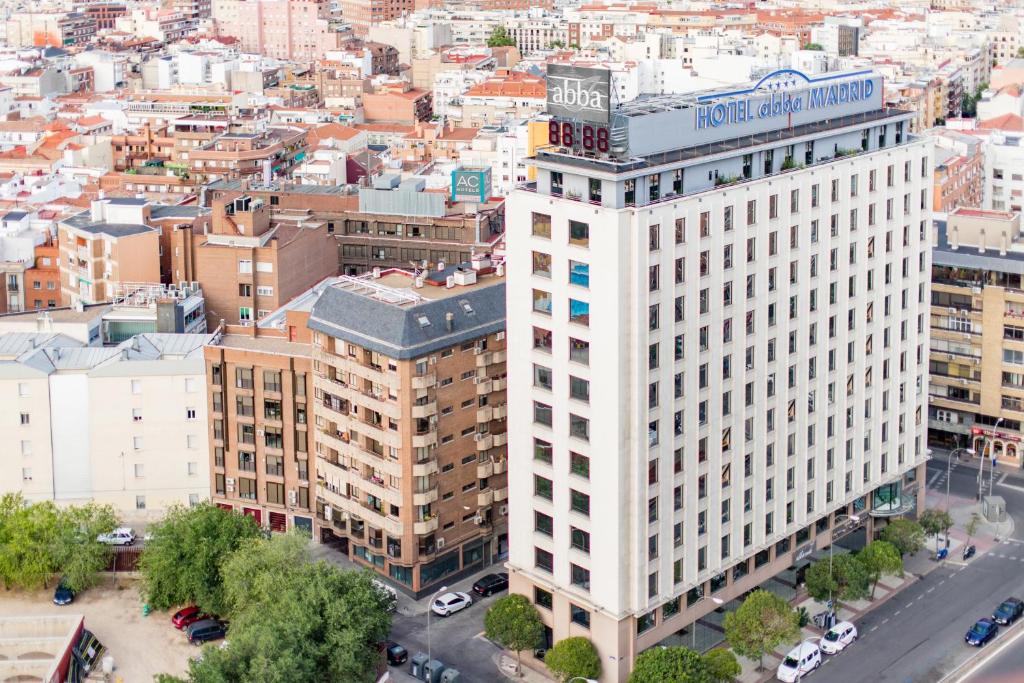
<box><xmin>506</xmin><ymin>69</ymin><xmax>932</xmax><ymax>681</ymax></box>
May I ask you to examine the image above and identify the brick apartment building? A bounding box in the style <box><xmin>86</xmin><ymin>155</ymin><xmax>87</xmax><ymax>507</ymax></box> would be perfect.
<box><xmin>309</xmin><ymin>260</ymin><xmax>508</xmax><ymax>595</ymax></box>
<box><xmin>24</xmin><ymin>239</ymin><xmax>62</xmax><ymax>310</ymax></box>
<box><xmin>206</xmin><ymin>299</ymin><xmax>318</xmax><ymax>533</ymax></box>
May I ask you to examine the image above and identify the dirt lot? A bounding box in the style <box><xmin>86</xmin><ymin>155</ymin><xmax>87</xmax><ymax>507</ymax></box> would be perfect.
<box><xmin>0</xmin><ymin>578</ymin><xmax>194</xmax><ymax>682</ymax></box>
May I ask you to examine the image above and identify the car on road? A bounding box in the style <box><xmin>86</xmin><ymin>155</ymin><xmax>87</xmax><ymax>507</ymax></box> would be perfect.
<box><xmin>993</xmin><ymin>598</ymin><xmax>1024</xmax><ymax>625</ymax></box>
<box><xmin>965</xmin><ymin>618</ymin><xmax>999</xmax><ymax>646</ymax></box>
<box><xmin>431</xmin><ymin>591</ymin><xmax>473</xmax><ymax>617</ymax></box>
<box><xmin>820</xmin><ymin>621</ymin><xmax>858</xmax><ymax>654</ymax></box>
<box><xmin>186</xmin><ymin>619</ymin><xmax>227</xmax><ymax>645</ymax></box>
<box><xmin>97</xmin><ymin>527</ymin><xmax>136</xmax><ymax>545</ymax></box>
<box><xmin>172</xmin><ymin>606</ymin><xmax>209</xmax><ymax>630</ymax></box>
<box><xmin>53</xmin><ymin>580</ymin><xmax>75</xmax><ymax>606</ymax></box>
<box><xmin>472</xmin><ymin>572</ymin><xmax>509</xmax><ymax>597</ymax></box>
<box><xmin>777</xmin><ymin>640</ymin><xmax>821</xmax><ymax>682</ymax></box>
<box><xmin>383</xmin><ymin>641</ymin><xmax>408</xmax><ymax>665</ymax></box>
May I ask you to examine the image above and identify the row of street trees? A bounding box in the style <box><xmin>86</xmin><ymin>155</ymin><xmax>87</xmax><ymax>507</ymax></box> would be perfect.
<box><xmin>143</xmin><ymin>504</ymin><xmax>393</xmax><ymax>683</ymax></box>
<box><xmin>0</xmin><ymin>492</ymin><xmax>119</xmax><ymax>592</ymax></box>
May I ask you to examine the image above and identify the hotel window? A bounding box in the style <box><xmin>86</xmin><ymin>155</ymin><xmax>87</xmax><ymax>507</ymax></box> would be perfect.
<box><xmin>746</xmin><ymin>199</ymin><xmax>756</xmax><ymax>225</ymax></box>
<box><xmin>649</xmin><ymin>173</ymin><xmax>660</xmax><ymax>201</ymax></box>
<box><xmin>588</xmin><ymin>177</ymin><xmax>601</xmax><ymax>203</ymax></box>
<box><xmin>531</xmin><ymin>251</ymin><xmax>551</xmax><ymax>278</ymax></box>
<box><xmin>532</xmin><ymin>289</ymin><xmax>552</xmax><ymax>315</ymax></box>
<box><xmin>550</xmin><ymin>171</ymin><xmax>563</xmax><ymax>196</ymax></box>
<box><xmin>568</xmin><ymin>220</ymin><xmax>589</xmax><ymax>247</ymax></box>
<box><xmin>673</xmin><ymin>169</ymin><xmax>683</xmax><ymax>194</ymax></box>
<box><xmin>531</xmin><ymin>212</ymin><xmax>551</xmax><ymax>238</ymax></box>
<box><xmin>769</xmin><ymin>194</ymin><xmax>778</xmax><ymax>219</ymax></box>
<box><xmin>625</xmin><ymin>178</ymin><xmax>636</xmax><ymax>205</ymax></box>
<box><xmin>700</xmin><ymin>211</ymin><xmax>710</xmax><ymax>237</ymax></box>
<box><xmin>675</xmin><ymin>217</ymin><xmax>685</xmax><ymax>244</ymax></box>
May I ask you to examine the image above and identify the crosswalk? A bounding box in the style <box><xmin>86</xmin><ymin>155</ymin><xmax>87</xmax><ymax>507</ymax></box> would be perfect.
<box><xmin>927</xmin><ymin>460</ymin><xmax>998</xmax><ymax>497</ymax></box>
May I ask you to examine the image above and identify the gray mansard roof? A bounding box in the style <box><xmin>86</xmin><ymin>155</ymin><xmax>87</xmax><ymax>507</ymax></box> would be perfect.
<box><xmin>308</xmin><ymin>282</ymin><xmax>506</xmax><ymax>360</ymax></box>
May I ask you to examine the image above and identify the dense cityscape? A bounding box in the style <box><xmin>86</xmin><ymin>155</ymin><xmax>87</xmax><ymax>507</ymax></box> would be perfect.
<box><xmin>1</xmin><ymin>0</ymin><xmax>1023</xmax><ymax>682</ymax></box>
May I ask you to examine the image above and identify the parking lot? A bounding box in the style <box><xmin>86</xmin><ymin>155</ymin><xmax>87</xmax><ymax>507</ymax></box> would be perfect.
<box><xmin>0</xmin><ymin>579</ymin><xmax>196</xmax><ymax>682</ymax></box>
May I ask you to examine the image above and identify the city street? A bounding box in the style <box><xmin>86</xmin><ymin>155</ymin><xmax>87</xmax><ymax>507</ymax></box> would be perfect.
<box><xmin>816</xmin><ymin>453</ymin><xmax>1024</xmax><ymax>683</ymax></box>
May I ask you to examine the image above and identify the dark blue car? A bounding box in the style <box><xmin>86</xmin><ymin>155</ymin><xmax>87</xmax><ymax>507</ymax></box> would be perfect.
<box><xmin>993</xmin><ymin>598</ymin><xmax>1024</xmax><ymax>625</ymax></box>
<box><xmin>53</xmin><ymin>580</ymin><xmax>74</xmax><ymax>606</ymax></box>
<box><xmin>965</xmin><ymin>618</ymin><xmax>998</xmax><ymax>646</ymax></box>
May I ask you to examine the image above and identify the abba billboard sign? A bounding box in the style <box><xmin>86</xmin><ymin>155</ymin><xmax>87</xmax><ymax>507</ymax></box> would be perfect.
<box><xmin>546</xmin><ymin>64</ymin><xmax>611</xmax><ymax>124</ymax></box>
<box><xmin>694</xmin><ymin>69</ymin><xmax>879</xmax><ymax>131</ymax></box>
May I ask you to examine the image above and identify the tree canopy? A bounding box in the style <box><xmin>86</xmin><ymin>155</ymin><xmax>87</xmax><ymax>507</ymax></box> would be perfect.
<box><xmin>879</xmin><ymin>519</ymin><xmax>925</xmax><ymax>556</ymax></box>
<box><xmin>175</xmin><ymin>532</ymin><xmax>392</xmax><ymax>683</ymax></box>
<box><xmin>919</xmin><ymin>508</ymin><xmax>954</xmax><ymax>551</ymax></box>
<box><xmin>487</xmin><ymin>26</ymin><xmax>517</xmax><ymax>48</ymax></box>
<box><xmin>629</xmin><ymin>646</ymin><xmax>712</xmax><ymax>683</ymax></box>
<box><xmin>138</xmin><ymin>503</ymin><xmax>261</xmax><ymax>615</ymax></box>
<box><xmin>703</xmin><ymin>649</ymin><xmax>741</xmax><ymax>682</ymax></box>
<box><xmin>0</xmin><ymin>493</ymin><xmax>118</xmax><ymax>591</ymax></box>
<box><xmin>804</xmin><ymin>553</ymin><xmax>870</xmax><ymax>605</ymax></box>
<box><xmin>723</xmin><ymin>589</ymin><xmax>799</xmax><ymax>671</ymax></box>
<box><xmin>484</xmin><ymin>594</ymin><xmax>543</xmax><ymax>674</ymax></box>
<box><xmin>802</xmin><ymin>43</ymin><xmax>824</xmax><ymax>51</ymax></box>
<box><xmin>545</xmin><ymin>637</ymin><xmax>601</xmax><ymax>681</ymax></box>
<box><xmin>856</xmin><ymin>540</ymin><xmax>903</xmax><ymax>598</ymax></box>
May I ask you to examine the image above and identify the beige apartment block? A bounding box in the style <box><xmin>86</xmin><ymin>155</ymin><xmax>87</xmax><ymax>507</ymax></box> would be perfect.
<box><xmin>58</xmin><ymin>198</ymin><xmax>160</xmax><ymax>306</ymax></box>
<box><xmin>308</xmin><ymin>260</ymin><xmax>507</xmax><ymax>596</ymax></box>
<box><xmin>930</xmin><ymin>207</ymin><xmax>1024</xmax><ymax>464</ymax></box>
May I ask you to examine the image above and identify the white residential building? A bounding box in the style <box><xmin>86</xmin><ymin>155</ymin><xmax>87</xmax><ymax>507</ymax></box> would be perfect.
<box><xmin>505</xmin><ymin>69</ymin><xmax>931</xmax><ymax>681</ymax></box>
<box><xmin>981</xmin><ymin>121</ymin><xmax>1024</xmax><ymax>213</ymax></box>
<box><xmin>0</xmin><ymin>332</ymin><xmax>212</xmax><ymax>519</ymax></box>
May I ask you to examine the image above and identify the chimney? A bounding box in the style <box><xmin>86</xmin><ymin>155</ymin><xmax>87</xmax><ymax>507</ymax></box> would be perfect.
<box><xmin>445</xmin><ymin>311</ymin><xmax>454</xmax><ymax>331</ymax></box>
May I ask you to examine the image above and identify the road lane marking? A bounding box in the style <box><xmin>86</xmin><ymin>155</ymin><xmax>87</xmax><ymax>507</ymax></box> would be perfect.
<box><xmin>905</xmin><ymin>602</ymin><xmax>914</xmax><ymax>608</ymax></box>
<box><xmin>927</xmin><ymin>587</ymin><xmax>935</xmax><ymax>593</ymax></box>
<box><xmin>894</xmin><ymin>611</ymin><xmax>901</xmax><ymax>616</ymax></box>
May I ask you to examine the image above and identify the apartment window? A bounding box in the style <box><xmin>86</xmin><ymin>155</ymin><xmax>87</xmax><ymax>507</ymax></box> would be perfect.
<box><xmin>570</xmin><ymin>260</ymin><xmax>590</xmax><ymax>288</ymax></box>
<box><xmin>571</xmin><ymin>564</ymin><xmax>591</xmax><ymax>591</ymax></box>
<box><xmin>239</xmin><ymin>283</ymin><xmax>252</xmax><ymax>297</ymax></box>
<box><xmin>533</xmin><ymin>364</ymin><xmax>553</xmax><ymax>390</ymax></box>
<box><xmin>235</xmin><ymin>367</ymin><xmax>253</xmax><ymax>389</ymax></box>
<box><xmin>569</xmin><ymin>414</ymin><xmax>589</xmax><ymax>441</ymax></box>
<box><xmin>570</xmin><ymin>489</ymin><xmax>590</xmax><ymax>516</ymax></box>
<box><xmin>185</xmin><ymin>407</ymin><xmax>197</xmax><ymax>421</ymax></box>
<box><xmin>534</xmin><ymin>438</ymin><xmax>553</xmax><ymax>464</ymax></box>
<box><xmin>570</xmin><ymin>452</ymin><xmax>590</xmax><ymax>478</ymax></box>
<box><xmin>569</xmin><ymin>376</ymin><xmax>590</xmax><ymax>402</ymax></box>
<box><xmin>534</xmin><ymin>475</ymin><xmax>553</xmax><ymax>500</ymax></box>
<box><xmin>535</xmin><ymin>587</ymin><xmax>553</xmax><ymax>610</ymax></box>
<box><xmin>535</xmin><ymin>547</ymin><xmax>553</xmax><ymax>573</ymax></box>
<box><xmin>570</xmin><ymin>604</ymin><xmax>591</xmax><ymax>628</ymax></box>
<box><xmin>534</xmin><ymin>401</ymin><xmax>552</xmax><ymax>426</ymax></box>
<box><xmin>535</xmin><ymin>511</ymin><xmax>553</xmax><ymax>536</ymax></box>
<box><xmin>569</xmin><ymin>299</ymin><xmax>590</xmax><ymax>326</ymax></box>
<box><xmin>19</xmin><ymin>412</ymin><xmax>29</xmax><ymax>425</ymax></box>
<box><xmin>136</xmin><ymin>496</ymin><xmax>146</xmax><ymax>510</ymax></box>
<box><xmin>238</xmin><ymin>259</ymin><xmax>252</xmax><ymax>274</ymax></box>
<box><xmin>533</xmin><ymin>327</ymin><xmax>552</xmax><ymax>352</ymax></box>
<box><xmin>134</xmin><ymin>463</ymin><xmax>144</xmax><ymax>478</ymax></box>
<box><xmin>569</xmin><ymin>337</ymin><xmax>589</xmax><ymax>365</ymax></box>
<box><xmin>571</xmin><ymin>527</ymin><xmax>590</xmax><ymax>553</ymax></box>
<box><xmin>186</xmin><ymin>434</ymin><xmax>198</xmax><ymax>449</ymax></box>
<box><xmin>131</xmin><ymin>379</ymin><xmax>142</xmax><ymax>394</ymax></box>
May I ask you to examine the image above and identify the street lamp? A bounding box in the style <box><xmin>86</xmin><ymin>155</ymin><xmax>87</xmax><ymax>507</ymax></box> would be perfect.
<box><xmin>829</xmin><ymin>513</ymin><xmax>861</xmax><ymax>616</ymax></box>
<box><xmin>689</xmin><ymin>595</ymin><xmax>725</xmax><ymax>650</ymax></box>
<box><xmin>426</xmin><ymin>585</ymin><xmax>448</xmax><ymax>665</ymax></box>
<box><xmin>977</xmin><ymin>419</ymin><xmax>1004</xmax><ymax>502</ymax></box>
<box><xmin>947</xmin><ymin>436</ymin><xmax>976</xmax><ymax>512</ymax></box>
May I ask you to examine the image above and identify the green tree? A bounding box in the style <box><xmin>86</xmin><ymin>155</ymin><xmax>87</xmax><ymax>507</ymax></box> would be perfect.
<box><xmin>484</xmin><ymin>594</ymin><xmax>543</xmax><ymax>675</ymax></box>
<box><xmin>1017</xmin><ymin>46</ymin><xmax>1024</xmax><ymax>58</ymax></box>
<box><xmin>544</xmin><ymin>637</ymin><xmax>601</xmax><ymax>681</ymax></box>
<box><xmin>804</xmin><ymin>554</ymin><xmax>870</xmax><ymax>605</ymax></box>
<box><xmin>880</xmin><ymin>518</ymin><xmax>925</xmax><ymax>556</ymax></box>
<box><xmin>965</xmin><ymin>512</ymin><xmax>982</xmax><ymax>545</ymax></box>
<box><xmin>802</xmin><ymin>42</ymin><xmax>824</xmax><ymax>51</ymax></box>
<box><xmin>856</xmin><ymin>541</ymin><xmax>904</xmax><ymax>598</ymax></box>
<box><xmin>629</xmin><ymin>646</ymin><xmax>712</xmax><ymax>683</ymax></box>
<box><xmin>703</xmin><ymin>649</ymin><xmax>741</xmax><ymax>682</ymax></box>
<box><xmin>549</xmin><ymin>40</ymin><xmax>565</xmax><ymax>49</ymax></box>
<box><xmin>919</xmin><ymin>508</ymin><xmax>954</xmax><ymax>552</ymax></box>
<box><xmin>487</xmin><ymin>26</ymin><xmax>517</xmax><ymax>48</ymax></box>
<box><xmin>0</xmin><ymin>494</ymin><xmax>61</xmax><ymax>589</ymax></box>
<box><xmin>183</xmin><ymin>533</ymin><xmax>392</xmax><ymax>683</ymax></box>
<box><xmin>139</xmin><ymin>503</ymin><xmax>260</xmax><ymax>615</ymax></box>
<box><xmin>723</xmin><ymin>589</ymin><xmax>799</xmax><ymax>671</ymax></box>
<box><xmin>52</xmin><ymin>502</ymin><xmax>118</xmax><ymax>592</ymax></box>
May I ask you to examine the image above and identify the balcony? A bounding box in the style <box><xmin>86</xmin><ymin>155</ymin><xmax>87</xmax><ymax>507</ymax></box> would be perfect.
<box><xmin>477</xmin><ymin>490</ymin><xmax>495</xmax><ymax>507</ymax></box>
<box><xmin>411</xmin><ymin>400</ymin><xmax>438</xmax><ymax>419</ymax></box>
<box><xmin>411</xmin><ymin>373</ymin><xmax>437</xmax><ymax>390</ymax></box>
<box><xmin>316</xmin><ymin>430</ymin><xmax>403</xmax><ymax>478</ymax></box>
<box><xmin>314</xmin><ymin>348</ymin><xmax>400</xmax><ymax>391</ymax></box>
<box><xmin>476</xmin><ymin>377</ymin><xmax>507</xmax><ymax>395</ymax></box>
<box><xmin>475</xmin><ymin>433</ymin><xmax>494</xmax><ymax>451</ymax></box>
<box><xmin>413</xmin><ymin>489</ymin><xmax>438</xmax><ymax>506</ymax></box>
<box><xmin>493</xmin><ymin>487</ymin><xmax>508</xmax><ymax>502</ymax></box>
<box><xmin>314</xmin><ymin>374</ymin><xmax>400</xmax><ymax>420</ymax></box>
<box><xmin>412</xmin><ymin>459</ymin><xmax>439</xmax><ymax>477</ymax></box>
<box><xmin>413</xmin><ymin>516</ymin><xmax>439</xmax><ymax>535</ymax></box>
<box><xmin>412</xmin><ymin>431</ymin><xmax>438</xmax><ymax>448</ymax></box>
<box><xmin>475</xmin><ymin>349</ymin><xmax>507</xmax><ymax>368</ymax></box>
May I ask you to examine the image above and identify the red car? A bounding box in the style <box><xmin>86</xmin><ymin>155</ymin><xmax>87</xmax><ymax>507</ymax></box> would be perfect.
<box><xmin>172</xmin><ymin>606</ymin><xmax>207</xmax><ymax>629</ymax></box>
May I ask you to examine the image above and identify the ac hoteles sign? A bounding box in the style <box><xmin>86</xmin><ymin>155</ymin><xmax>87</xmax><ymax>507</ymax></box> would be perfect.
<box><xmin>546</xmin><ymin>64</ymin><xmax>611</xmax><ymax>124</ymax></box>
<box><xmin>451</xmin><ymin>167</ymin><xmax>491</xmax><ymax>203</ymax></box>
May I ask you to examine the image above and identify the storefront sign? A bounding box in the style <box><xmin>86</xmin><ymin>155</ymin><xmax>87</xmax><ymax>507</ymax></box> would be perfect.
<box><xmin>794</xmin><ymin>542</ymin><xmax>815</xmax><ymax>563</ymax></box>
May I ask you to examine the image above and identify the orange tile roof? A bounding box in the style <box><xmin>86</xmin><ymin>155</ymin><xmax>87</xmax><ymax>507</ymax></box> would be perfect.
<box><xmin>464</xmin><ymin>72</ymin><xmax>545</xmax><ymax>98</ymax></box>
<box><xmin>980</xmin><ymin>113</ymin><xmax>1024</xmax><ymax>131</ymax></box>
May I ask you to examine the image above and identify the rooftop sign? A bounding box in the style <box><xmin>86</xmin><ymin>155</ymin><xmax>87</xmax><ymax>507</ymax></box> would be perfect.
<box><xmin>546</xmin><ymin>64</ymin><xmax>611</xmax><ymax>124</ymax></box>
<box><xmin>695</xmin><ymin>69</ymin><xmax>876</xmax><ymax>131</ymax></box>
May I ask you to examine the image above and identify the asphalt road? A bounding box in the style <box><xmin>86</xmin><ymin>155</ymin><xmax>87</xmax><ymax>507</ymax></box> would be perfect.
<box><xmin>815</xmin><ymin>455</ymin><xmax>1024</xmax><ymax>683</ymax></box>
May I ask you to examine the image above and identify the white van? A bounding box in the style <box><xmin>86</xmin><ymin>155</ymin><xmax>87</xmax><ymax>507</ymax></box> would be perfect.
<box><xmin>777</xmin><ymin>640</ymin><xmax>821</xmax><ymax>682</ymax></box>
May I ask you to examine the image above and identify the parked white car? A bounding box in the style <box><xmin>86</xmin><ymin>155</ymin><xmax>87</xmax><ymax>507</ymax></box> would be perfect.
<box><xmin>777</xmin><ymin>640</ymin><xmax>821</xmax><ymax>682</ymax></box>
<box><xmin>820</xmin><ymin>621</ymin><xmax>858</xmax><ymax>654</ymax></box>
<box><xmin>430</xmin><ymin>591</ymin><xmax>473</xmax><ymax>617</ymax></box>
<box><xmin>97</xmin><ymin>527</ymin><xmax>136</xmax><ymax>545</ymax></box>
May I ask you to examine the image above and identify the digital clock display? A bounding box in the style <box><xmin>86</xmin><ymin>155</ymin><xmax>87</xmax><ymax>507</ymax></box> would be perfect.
<box><xmin>548</xmin><ymin>120</ymin><xmax>611</xmax><ymax>154</ymax></box>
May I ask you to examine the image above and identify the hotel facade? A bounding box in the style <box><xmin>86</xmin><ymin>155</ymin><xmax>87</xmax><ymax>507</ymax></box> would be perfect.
<box><xmin>505</xmin><ymin>68</ymin><xmax>932</xmax><ymax>680</ymax></box>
